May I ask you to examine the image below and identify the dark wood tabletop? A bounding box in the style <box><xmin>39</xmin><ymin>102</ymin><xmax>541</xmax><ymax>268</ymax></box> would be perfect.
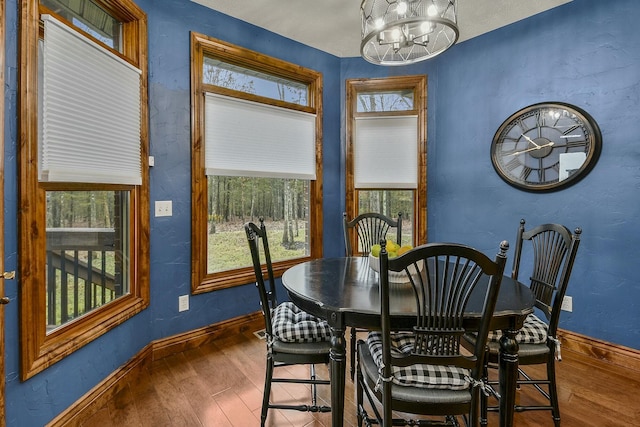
<box><xmin>282</xmin><ymin>256</ymin><xmax>535</xmax><ymax>331</ymax></box>
<box><xmin>281</xmin><ymin>256</ymin><xmax>536</xmax><ymax>427</ymax></box>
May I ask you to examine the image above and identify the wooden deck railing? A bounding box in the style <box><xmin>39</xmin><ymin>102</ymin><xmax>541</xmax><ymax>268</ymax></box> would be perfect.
<box><xmin>46</xmin><ymin>228</ymin><xmax>121</xmax><ymax>330</ymax></box>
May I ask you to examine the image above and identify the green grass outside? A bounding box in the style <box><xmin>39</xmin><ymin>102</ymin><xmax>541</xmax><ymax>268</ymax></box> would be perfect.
<box><xmin>208</xmin><ymin>223</ymin><xmax>308</xmax><ymax>273</ymax></box>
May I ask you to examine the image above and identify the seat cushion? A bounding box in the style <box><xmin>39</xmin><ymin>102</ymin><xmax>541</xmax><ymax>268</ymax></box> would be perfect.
<box><xmin>358</xmin><ymin>341</ymin><xmax>472</xmax><ymax>406</ymax></box>
<box><xmin>487</xmin><ymin>313</ymin><xmax>548</xmax><ymax>344</ymax></box>
<box><xmin>367</xmin><ymin>332</ymin><xmax>471</xmax><ymax>390</ymax></box>
<box><xmin>271</xmin><ymin>302</ymin><xmax>331</xmax><ymax>343</ymax></box>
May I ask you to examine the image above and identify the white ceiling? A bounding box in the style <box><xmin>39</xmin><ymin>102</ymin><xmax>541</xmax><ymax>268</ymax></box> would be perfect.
<box><xmin>191</xmin><ymin>0</ymin><xmax>572</xmax><ymax>58</ymax></box>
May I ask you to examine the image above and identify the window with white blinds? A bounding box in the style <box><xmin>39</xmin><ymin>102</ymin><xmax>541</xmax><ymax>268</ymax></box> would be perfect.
<box><xmin>41</xmin><ymin>14</ymin><xmax>142</xmax><ymax>185</ymax></box>
<box><xmin>204</xmin><ymin>93</ymin><xmax>316</xmax><ymax>180</ymax></box>
<box><xmin>354</xmin><ymin>115</ymin><xmax>418</xmax><ymax>188</ymax></box>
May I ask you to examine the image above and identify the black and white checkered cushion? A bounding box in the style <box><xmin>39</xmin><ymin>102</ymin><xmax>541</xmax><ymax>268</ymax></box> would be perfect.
<box><xmin>367</xmin><ymin>332</ymin><xmax>471</xmax><ymax>390</ymax></box>
<box><xmin>271</xmin><ymin>302</ymin><xmax>331</xmax><ymax>343</ymax></box>
<box><xmin>487</xmin><ymin>313</ymin><xmax>548</xmax><ymax>344</ymax></box>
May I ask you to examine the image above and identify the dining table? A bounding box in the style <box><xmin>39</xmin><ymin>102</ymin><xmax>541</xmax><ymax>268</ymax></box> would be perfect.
<box><xmin>281</xmin><ymin>256</ymin><xmax>536</xmax><ymax>427</ymax></box>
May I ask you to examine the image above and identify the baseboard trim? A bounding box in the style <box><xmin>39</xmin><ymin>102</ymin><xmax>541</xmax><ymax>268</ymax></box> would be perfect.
<box><xmin>558</xmin><ymin>328</ymin><xmax>640</xmax><ymax>372</ymax></box>
<box><xmin>46</xmin><ymin>311</ymin><xmax>264</xmax><ymax>427</ymax></box>
<box><xmin>152</xmin><ymin>311</ymin><xmax>263</xmax><ymax>360</ymax></box>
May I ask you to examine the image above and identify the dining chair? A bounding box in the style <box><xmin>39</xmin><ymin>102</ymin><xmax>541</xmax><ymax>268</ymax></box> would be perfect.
<box><xmin>357</xmin><ymin>240</ymin><xmax>509</xmax><ymax>427</ymax></box>
<box><xmin>464</xmin><ymin>219</ymin><xmax>581</xmax><ymax>427</ymax></box>
<box><xmin>244</xmin><ymin>219</ymin><xmax>332</xmax><ymax>426</ymax></box>
<box><xmin>343</xmin><ymin>211</ymin><xmax>403</xmax><ymax>380</ymax></box>
<box><xmin>343</xmin><ymin>211</ymin><xmax>402</xmax><ymax>257</ymax></box>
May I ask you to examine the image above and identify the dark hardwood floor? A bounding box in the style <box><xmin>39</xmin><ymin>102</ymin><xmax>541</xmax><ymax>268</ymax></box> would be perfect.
<box><xmin>81</xmin><ymin>326</ymin><xmax>640</xmax><ymax>426</ymax></box>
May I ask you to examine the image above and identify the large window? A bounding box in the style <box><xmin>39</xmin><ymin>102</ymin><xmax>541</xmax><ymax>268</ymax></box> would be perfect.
<box><xmin>191</xmin><ymin>33</ymin><xmax>323</xmax><ymax>293</ymax></box>
<box><xmin>346</xmin><ymin>76</ymin><xmax>427</xmax><ymax>247</ymax></box>
<box><xmin>19</xmin><ymin>0</ymin><xmax>149</xmax><ymax>380</ymax></box>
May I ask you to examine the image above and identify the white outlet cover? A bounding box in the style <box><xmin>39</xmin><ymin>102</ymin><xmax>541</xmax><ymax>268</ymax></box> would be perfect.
<box><xmin>155</xmin><ymin>200</ymin><xmax>173</xmax><ymax>217</ymax></box>
<box><xmin>178</xmin><ymin>295</ymin><xmax>189</xmax><ymax>312</ymax></box>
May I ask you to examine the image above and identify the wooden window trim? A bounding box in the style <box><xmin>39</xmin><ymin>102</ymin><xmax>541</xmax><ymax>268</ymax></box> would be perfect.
<box><xmin>190</xmin><ymin>32</ymin><xmax>323</xmax><ymax>294</ymax></box>
<box><xmin>345</xmin><ymin>75</ymin><xmax>427</xmax><ymax>246</ymax></box>
<box><xmin>18</xmin><ymin>0</ymin><xmax>149</xmax><ymax>380</ymax></box>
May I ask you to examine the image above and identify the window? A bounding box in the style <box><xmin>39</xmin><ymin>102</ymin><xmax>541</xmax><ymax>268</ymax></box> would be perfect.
<box><xmin>191</xmin><ymin>33</ymin><xmax>323</xmax><ymax>293</ymax></box>
<box><xmin>40</xmin><ymin>0</ymin><xmax>122</xmax><ymax>49</ymax></box>
<box><xmin>19</xmin><ymin>0</ymin><xmax>149</xmax><ymax>380</ymax></box>
<box><xmin>45</xmin><ymin>190</ymin><xmax>130</xmax><ymax>332</ymax></box>
<box><xmin>346</xmin><ymin>76</ymin><xmax>427</xmax><ymax>247</ymax></box>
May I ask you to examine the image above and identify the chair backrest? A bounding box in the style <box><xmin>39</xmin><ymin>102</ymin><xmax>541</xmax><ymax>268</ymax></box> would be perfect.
<box><xmin>343</xmin><ymin>212</ymin><xmax>402</xmax><ymax>256</ymax></box>
<box><xmin>378</xmin><ymin>240</ymin><xmax>509</xmax><ymax>394</ymax></box>
<box><xmin>244</xmin><ymin>219</ymin><xmax>277</xmax><ymax>337</ymax></box>
<box><xmin>511</xmin><ymin>219</ymin><xmax>581</xmax><ymax>335</ymax></box>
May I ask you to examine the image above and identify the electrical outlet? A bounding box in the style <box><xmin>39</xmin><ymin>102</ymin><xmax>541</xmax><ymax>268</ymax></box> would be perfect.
<box><xmin>561</xmin><ymin>296</ymin><xmax>573</xmax><ymax>312</ymax></box>
<box><xmin>178</xmin><ymin>295</ymin><xmax>189</xmax><ymax>312</ymax></box>
<box><xmin>155</xmin><ymin>200</ymin><xmax>172</xmax><ymax>217</ymax></box>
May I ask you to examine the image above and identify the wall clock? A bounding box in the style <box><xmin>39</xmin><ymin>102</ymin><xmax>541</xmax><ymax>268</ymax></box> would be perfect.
<box><xmin>491</xmin><ymin>102</ymin><xmax>602</xmax><ymax>192</ymax></box>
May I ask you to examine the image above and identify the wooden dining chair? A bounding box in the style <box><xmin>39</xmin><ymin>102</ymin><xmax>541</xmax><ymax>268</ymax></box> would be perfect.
<box><xmin>343</xmin><ymin>211</ymin><xmax>402</xmax><ymax>257</ymax></box>
<box><xmin>343</xmin><ymin>211</ymin><xmax>402</xmax><ymax>380</ymax></box>
<box><xmin>464</xmin><ymin>219</ymin><xmax>581</xmax><ymax>427</ymax></box>
<box><xmin>244</xmin><ymin>219</ymin><xmax>332</xmax><ymax>426</ymax></box>
<box><xmin>357</xmin><ymin>240</ymin><xmax>509</xmax><ymax>427</ymax></box>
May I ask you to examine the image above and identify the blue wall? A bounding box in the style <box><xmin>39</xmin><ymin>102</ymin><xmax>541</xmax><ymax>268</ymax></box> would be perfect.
<box><xmin>427</xmin><ymin>0</ymin><xmax>640</xmax><ymax>346</ymax></box>
<box><xmin>2</xmin><ymin>0</ymin><xmax>639</xmax><ymax>425</ymax></box>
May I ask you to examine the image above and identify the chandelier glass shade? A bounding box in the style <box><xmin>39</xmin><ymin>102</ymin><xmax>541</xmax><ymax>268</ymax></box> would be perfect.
<box><xmin>360</xmin><ymin>0</ymin><xmax>459</xmax><ymax>66</ymax></box>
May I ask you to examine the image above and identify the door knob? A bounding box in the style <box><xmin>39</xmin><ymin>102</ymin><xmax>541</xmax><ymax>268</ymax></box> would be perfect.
<box><xmin>0</xmin><ymin>297</ymin><xmax>9</xmax><ymax>305</ymax></box>
<box><xmin>3</xmin><ymin>271</ymin><xmax>15</xmax><ymax>280</ymax></box>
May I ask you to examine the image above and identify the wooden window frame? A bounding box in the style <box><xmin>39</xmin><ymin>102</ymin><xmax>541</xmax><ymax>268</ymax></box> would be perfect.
<box><xmin>18</xmin><ymin>0</ymin><xmax>149</xmax><ymax>380</ymax></box>
<box><xmin>345</xmin><ymin>75</ymin><xmax>427</xmax><ymax>246</ymax></box>
<box><xmin>190</xmin><ymin>32</ymin><xmax>323</xmax><ymax>294</ymax></box>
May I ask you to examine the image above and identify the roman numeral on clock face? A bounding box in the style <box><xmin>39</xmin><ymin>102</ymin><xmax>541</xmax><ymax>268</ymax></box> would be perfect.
<box><xmin>504</xmin><ymin>157</ymin><xmax>521</xmax><ymax>172</ymax></box>
<box><xmin>520</xmin><ymin>166</ymin><xmax>533</xmax><ymax>181</ymax></box>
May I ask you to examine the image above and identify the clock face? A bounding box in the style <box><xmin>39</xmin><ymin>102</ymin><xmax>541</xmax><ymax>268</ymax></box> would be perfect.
<box><xmin>491</xmin><ymin>102</ymin><xmax>602</xmax><ymax>192</ymax></box>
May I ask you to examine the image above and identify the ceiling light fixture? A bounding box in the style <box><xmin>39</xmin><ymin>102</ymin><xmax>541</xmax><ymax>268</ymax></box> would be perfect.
<box><xmin>360</xmin><ymin>0</ymin><xmax>459</xmax><ymax>66</ymax></box>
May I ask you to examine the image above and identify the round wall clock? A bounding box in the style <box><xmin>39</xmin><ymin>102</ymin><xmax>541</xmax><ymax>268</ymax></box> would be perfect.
<box><xmin>491</xmin><ymin>102</ymin><xmax>602</xmax><ymax>192</ymax></box>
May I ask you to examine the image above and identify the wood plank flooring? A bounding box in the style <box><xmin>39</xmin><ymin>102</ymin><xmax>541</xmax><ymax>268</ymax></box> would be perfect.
<box><xmin>81</xmin><ymin>326</ymin><xmax>640</xmax><ymax>426</ymax></box>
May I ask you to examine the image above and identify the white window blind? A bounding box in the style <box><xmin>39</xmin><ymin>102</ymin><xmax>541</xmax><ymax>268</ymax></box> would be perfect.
<box><xmin>205</xmin><ymin>93</ymin><xmax>316</xmax><ymax>180</ymax></box>
<box><xmin>354</xmin><ymin>115</ymin><xmax>418</xmax><ymax>188</ymax></box>
<box><xmin>41</xmin><ymin>14</ymin><xmax>142</xmax><ymax>185</ymax></box>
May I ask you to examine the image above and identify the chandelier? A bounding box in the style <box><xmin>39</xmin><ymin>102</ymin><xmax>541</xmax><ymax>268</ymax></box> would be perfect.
<box><xmin>360</xmin><ymin>0</ymin><xmax>459</xmax><ymax>66</ymax></box>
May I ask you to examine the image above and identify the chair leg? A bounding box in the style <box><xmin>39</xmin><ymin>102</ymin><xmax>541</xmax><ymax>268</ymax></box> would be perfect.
<box><xmin>480</xmin><ymin>358</ymin><xmax>489</xmax><ymax>427</ymax></box>
<box><xmin>350</xmin><ymin>327</ymin><xmax>357</xmax><ymax>380</ymax></box>
<box><xmin>261</xmin><ymin>355</ymin><xmax>274</xmax><ymax>427</ymax></box>
<box><xmin>355</xmin><ymin>348</ymin><xmax>364</xmax><ymax>427</ymax></box>
<box><xmin>310</xmin><ymin>364</ymin><xmax>318</xmax><ymax>407</ymax></box>
<box><xmin>547</xmin><ymin>358</ymin><xmax>561</xmax><ymax>427</ymax></box>
<box><xmin>469</xmin><ymin>388</ymin><xmax>480</xmax><ymax>427</ymax></box>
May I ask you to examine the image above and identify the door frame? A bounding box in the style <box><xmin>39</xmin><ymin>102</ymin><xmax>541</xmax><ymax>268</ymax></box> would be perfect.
<box><xmin>0</xmin><ymin>0</ymin><xmax>7</xmax><ymax>424</ymax></box>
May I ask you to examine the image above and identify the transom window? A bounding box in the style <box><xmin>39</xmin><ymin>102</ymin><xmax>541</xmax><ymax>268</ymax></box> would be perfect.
<box><xmin>40</xmin><ymin>0</ymin><xmax>122</xmax><ymax>49</ymax></box>
<box><xmin>191</xmin><ymin>33</ymin><xmax>323</xmax><ymax>293</ymax></box>
<box><xmin>203</xmin><ymin>57</ymin><xmax>308</xmax><ymax>105</ymax></box>
<box><xmin>356</xmin><ymin>89</ymin><xmax>414</xmax><ymax>112</ymax></box>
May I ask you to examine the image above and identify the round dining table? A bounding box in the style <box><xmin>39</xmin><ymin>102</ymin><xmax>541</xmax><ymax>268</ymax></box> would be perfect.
<box><xmin>282</xmin><ymin>256</ymin><xmax>535</xmax><ymax>427</ymax></box>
